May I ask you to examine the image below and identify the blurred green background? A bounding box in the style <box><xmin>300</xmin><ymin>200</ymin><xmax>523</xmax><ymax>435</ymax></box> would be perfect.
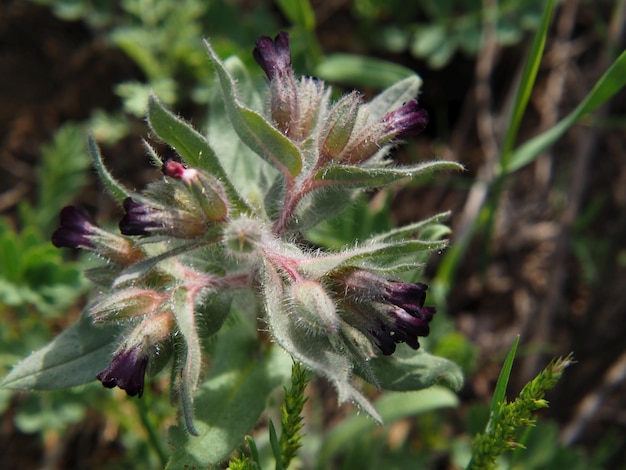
<box><xmin>1</xmin><ymin>0</ymin><xmax>624</xmax><ymax>468</ymax></box>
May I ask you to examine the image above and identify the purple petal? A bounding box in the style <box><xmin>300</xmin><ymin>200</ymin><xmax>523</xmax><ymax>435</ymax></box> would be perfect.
<box><xmin>96</xmin><ymin>347</ymin><xmax>148</xmax><ymax>398</ymax></box>
<box><xmin>51</xmin><ymin>206</ymin><xmax>97</xmax><ymax>249</ymax></box>
<box><xmin>383</xmin><ymin>100</ymin><xmax>429</xmax><ymax>138</ymax></box>
<box><xmin>253</xmin><ymin>32</ymin><xmax>292</xmax><ymax>80</ymax></box>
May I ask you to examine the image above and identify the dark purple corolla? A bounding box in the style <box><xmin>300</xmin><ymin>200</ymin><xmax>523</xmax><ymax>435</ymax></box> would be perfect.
<box><xmin>337</xmin><ymin>271</ymin><xmax>436</xmax><ymax>355</ymax></box>
<box><xmin>51</xmin><ymin>206</ymin><xmax>98</xmax><ymax>249</ymax></box>
<box><xmin>383</xmin><ymin>99</ymin><xmax>429</xmax><ymax>139</ymax></box>
<box><xmin>252</xmin><ymin>32</ymin><xmax>292</xmax><ymax>80</ymax></box>
<box><xmin>369</xmin><ymin>282</ymin><xmax>435</xmax><ymax>355</ymax></box>
<box><xmin>96</xmin><ymin>346</ymin><xmax>149</xmax><ymax>398</ymax></box>
<box><xmin>119</xmin><ymin>197</ymin><xmax>165</xmax><ymax>236</ymax></box>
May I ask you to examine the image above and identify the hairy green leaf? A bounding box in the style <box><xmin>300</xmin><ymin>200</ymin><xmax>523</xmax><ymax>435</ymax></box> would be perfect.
<box><xmin>166</xmin><ymin>327</ymin><xmax>292</xmax><ymax>468</ymax></box>
<box><xmin>363</xmin><ymin>344</ymin><xmax>464</xmax><ymax>392</ymax></box>
<box><xmin>313</xmin><ymin>161</ymin><xmax>463</xmax><ymax>188</ymax></box>
<box><xmin>205</xmin><ymin>40</ymin><xmax>303</xmax><ymax>178</ymax></box>
<box><xmin>1</xmin><ymin>315</ymin><xmax>120</xmax><ymax>391</ymax></box>
<box><xmin>147</xmin><ymin>94</ymin><xmax>250</xmax><ymax>214</ymax></box>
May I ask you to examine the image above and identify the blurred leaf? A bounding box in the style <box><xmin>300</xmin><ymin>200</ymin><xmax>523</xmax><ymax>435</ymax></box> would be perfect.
<box><xmin>276</xmin><ymin>0</ymin><xmax>315</xmax><ymax>30</ymax></box>
<box><xmin>21</xmin><ymin>123</ymin><xmax>91</xmax><ymax>232</ymax></box>
<box><xmin>1</xmin><ymin>315</ymin><xmax>121</xmax><ymax>391</ymax></box>
<box><xmin>0</xmin><ymin>221</ymin><xmax>85</xmax><ymax>315</ymax></box>
<box><xmin>500</xmin><ymin>0</ymin><xmax>556</xmax><ymax>170</ymax></box>
<box><xmin>315</xmin><ymin>54</ymin><xmax>417</xmax><ymax>89</ymax></box>
<box><xmin>508</xmin><ymin>47</ymin><xmax>626</xmax><ymax>172</ymax></box>
<box><xmin>316</xmin><ymin>386</ymin><xmax>458</xmax><ymax>468</ymax></box>
<box><xmin>305</xmin><ymin>193</ymin><xmax>394</xmax><ymax>249</ymax></box>
<box><xmin>411</xmin><ymin>24</ymin><xmax>447</xmax><ymax>58</ymax></box>
<box><xmin>14</xmin><ymin>393</ymin><xmax>86</xmax><ymax>433</ymax></box>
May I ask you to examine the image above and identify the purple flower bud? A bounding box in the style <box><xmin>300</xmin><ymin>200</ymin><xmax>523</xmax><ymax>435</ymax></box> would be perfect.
<box><xmin>162</xmin><ymin>159</ymin><xmax>186</xmax><ymax>179</ymax></box>
<box><xmin>119</xmin><ymin>198</ymin><xmax>164</xmax><ymax>236</ymax></box>
<box><xmin>382</xmin><ymin>99</ymin><xmax>429</xmax><ymax>139</ymax></box>
<box><xmin>253</xmin><ymin>32</ymin><xmax>292</xmax><ymax>80</ymax></box>
<box><xmin>97</xmin><ymin>346</ymin><xmax>148</xmax><ymax>398</ymax></box>
<box><xmin>97</xmin><ymin>311</ymin><xmax>174</xmax><ymax>398</ymax></box>
<box><xmin>51</xmin><ymin>206</ymin><xmax>98</xmax><ymax>249</ymax></box>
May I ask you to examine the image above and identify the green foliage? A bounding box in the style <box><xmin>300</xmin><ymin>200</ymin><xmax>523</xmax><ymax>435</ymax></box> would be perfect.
<box><xmin>0</xmin><ymin>220</ymin><xmax>84</xmax><ymax>317</ymax></box>
<box><xmin>467</xmin><ymin>337</ymin><xmax>574</xmax><ymax>469</ymax></box>
<box><xmin>0</xmin><ymin>121</ymin><xmax>91</xmax><ymax>325</ymax></box>
<box><xmin>276</xmin><ymin>362</ymin><xmax>309</xmax><ymax>469</ymax></box>
<box><xmin>353</xmin><ymin>0</ymin><xmax>545</xmax><ymax>69</ymax></box>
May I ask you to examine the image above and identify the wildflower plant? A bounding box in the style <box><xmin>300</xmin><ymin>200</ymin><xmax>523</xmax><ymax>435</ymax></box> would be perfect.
<box><xmin>2</xmin><ymin>32</ymin><xmax>464</xmax><ymax>465</ymax></box>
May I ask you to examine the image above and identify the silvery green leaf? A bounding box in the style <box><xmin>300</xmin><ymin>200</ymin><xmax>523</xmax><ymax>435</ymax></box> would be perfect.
<box><xmin>367</xmin><ymin>74</ymin><xmax>423</xmax><ymax>123</ymax></box>
<box><xmin>361</xmin><ymin>343</ymin><xmax>464</xmax><ymax>392</ymax></box>
<box><xmin>313</xmin><ymin>161</ymin><xmax>464</xmax><ymax>188</ymax></box>
<box><xmin>205</xmin><ymin>40</ymin><xmax>303</xmax><ymax>178</ymax></box>
<box><xmin>290</xmin><ymin>187</ymin><xmax>358</xmax><ymax>232</ymax></box>
<box><xmin>207</xmin><ymin>56</ymin><xmax>278</xmax><ymax>211</ymax></box>
<box><xmin>367</xmin><ymin>211</ymin><xmax>452</xmax><ymax>243</ymax></box>
<box><xmin>299</xmin><ymin>239</ymin><xmax>448</xmax><ymax>279</ymax></box>
<box><xmin>1</xmin><ymin>315</ymin><xmax>120</xmax><ymax>391</ymax></box>
<box><xmin>262</xmin><ymin>261</ymin><xmax>382</xmax><ymax>423</ymax></box>
<box><xmin>166</xmin><ymin>322</ymin><xmax>292</xmax><ymax>468</ymax></box>
<box><xmin>147</xmin><ymin>94</ymin><xmax>250</xmax><ymax>214</ymax></box>
<box><xmin>89</xmin><ymin>136</ymin><xmax>129</xmax><ymax>205</ymax></box>
<box><xmin>171</xmin><ymin>286</ymin><xmax>203</xmax><ymax>436</ymax></box>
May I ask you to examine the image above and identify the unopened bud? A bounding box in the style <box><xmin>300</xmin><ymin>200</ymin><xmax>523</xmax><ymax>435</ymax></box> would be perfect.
<box><xmin>120</xmin><ymin>197</ymin><xmax>206</xmax><ymax>239</ymax></box>
<box><xmin>318</xmin><ymin>92</ymin><xmax>361</xmax><ymax>164</ymax></box>
<box><xmin>291</xmin><ymin>280</ymin><xmax>339</xmax><ymax>336</ymax></box>
<box><xmin>89</xmin><ymin>288</ymin><xmax>167</xmax><ymax>323</ymax></box>
<box><xmin>163</xmin><ymin>162</ymin><xmax>229</xmax><ymax>222</ymax></box>
<box><xmin>52</xmin><ymin>206</ymin><xmax>145</xmax><ymax>265</ymax></box>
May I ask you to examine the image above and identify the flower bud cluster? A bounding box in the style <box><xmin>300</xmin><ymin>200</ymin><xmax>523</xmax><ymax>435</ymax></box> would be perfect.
<box><xmin>49</xmin><ymin>31</ymin><xmax>458</xmax><ymax>429</ymax></box>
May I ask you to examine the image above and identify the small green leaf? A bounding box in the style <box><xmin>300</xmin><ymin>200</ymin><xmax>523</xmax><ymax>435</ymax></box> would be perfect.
<box><xmin>315</xmin><ymin>53</ymin><xmax>417</xmax><ymax>90</ymax></box>
<box><xmin>147</xmin><ymin>94</ymin><xmax>250</xmax><ymax>214</ymax></box>
<box><xmin>269</xmin><ymin>420</ymin><xmax>284</xmax><ymax>470</ymax></box>
<box><xmin>1</xmin><ymin>315</ymin><xmax>120</xmax><ymax>391</ymax></box>
<box><xmin>486</xmin><ymin>335</ymin><xmax>520</xmax><ymax>433</ymax></box>
<box><xmin>367</xmin><ymin>211</ymin><xmax>451</xmax><ymax>243</ymax></box>
<box><xmin>89</xmin><ymin>136</ymin><xmax>129</xmax><ymax>205</ymax></box>
<box><xmin>411</xmin><ymin>24</ymin><xmax>447</xmax><ymax>58</ymax></box>
<box><xmin>205</xmin><ymin>40</ymin><xmax>303</xmax><ymax>178</ymax></box>
<box><xmin>313</xmin><ymin>161</ymin><xmax>463</xmax><ymax>188</ymax></box>
<box><xmin>365</xmin><ymin>344</ymin><xmax>464</xmax><ymax>392</ymax></box>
